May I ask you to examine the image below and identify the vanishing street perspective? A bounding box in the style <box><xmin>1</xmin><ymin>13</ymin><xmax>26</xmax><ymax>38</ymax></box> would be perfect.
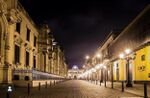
<box><xmin>0</xmin><ymin>0</ymin><xmax>150</xmax><ymax>98</ymax></box>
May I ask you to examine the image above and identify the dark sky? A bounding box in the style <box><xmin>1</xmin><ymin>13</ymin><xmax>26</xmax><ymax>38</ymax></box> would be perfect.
<box><xmin>19</xmin><ymin>0</ymin><xmax>149</xmax><ymax>68</ymax></box>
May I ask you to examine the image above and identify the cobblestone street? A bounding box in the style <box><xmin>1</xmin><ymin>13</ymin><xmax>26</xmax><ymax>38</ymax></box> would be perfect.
<box><xmin>8</xmin><ymin>80</ymin><xmax>140</xmax><ymax>98</ymax></box>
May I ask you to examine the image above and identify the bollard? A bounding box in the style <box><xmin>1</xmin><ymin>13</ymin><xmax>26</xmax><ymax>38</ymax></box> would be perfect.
<box><xmin>27</xmin><ymin>83</ymin><xmax>30</xmax><ymax>95</ymax></box>
<box><xmin>99</xmin><ymin>81</ymin><xmax>101</xmax><ymax>86</ymax></box>
<box><xmin>122</xmin><ymin>81</ymin><xmax>124</xmax><ymax>92</ymax></box>
<box><xmin>38</xmin><ymin>82</ymin><xmax>41</xmax><ymax>91</ymax></box>
<box><xmin>53</xmin><ymin>80</ymin><xmax>55</xmax><ymax>85</ymax></box>
<box><xmin>6</xmin><ymin>92</ymin><xmax>9</xmax><ymax>98</ymax></box>
<box><xmin>111</xmin><ymin>80</ymin><xmax>114</xmax><ymax>89</ymax></box>
<box><xmin>45</xmin><ymin>81</ymin><xmax>47</xmax><ymax>88</ymax></box>
<box><xmin>50</xmin><ymin>81</ymin><xmax>51</xmax><ymax>86</ymax></box>
<box><xmin>144</xmin><ymin>82</ymin><xmax>148</xmax><ymax>98</ymax></box>
<box><xmin>105</xmin><ymin>80</ymin><xmax>106</xmax><ymax>88</ymax></box>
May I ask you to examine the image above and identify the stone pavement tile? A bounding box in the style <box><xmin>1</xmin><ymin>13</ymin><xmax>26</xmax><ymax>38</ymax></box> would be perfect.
<box><xmin>99</xmin><ymin>81</ymin><xmax>150</xmax><ymax>97</ymax></box>
<box><xmin>23</xmin><ymin>80</ymin><xmax>140</xmax><ymax>98</ymax></box>
<box><xmin>0</xmin><ymin>80</ymin><xmax>141</xmax><ymax>98</ymax></box>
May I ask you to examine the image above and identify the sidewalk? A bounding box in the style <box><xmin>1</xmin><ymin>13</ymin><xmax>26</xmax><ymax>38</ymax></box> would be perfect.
<box><xmin>0</xmin><ymin>80</ymin><xmax>140</xmax><ymax>98</ymax></box>
<box><xmin>87</xmin><ymin>80</ymin><xmax>150</xmax><ymax>97</ymax></box>
<box><xmin>0</xmin><ymin>80</ymin><xmax>64</xmax><ymax>98</ymax></box>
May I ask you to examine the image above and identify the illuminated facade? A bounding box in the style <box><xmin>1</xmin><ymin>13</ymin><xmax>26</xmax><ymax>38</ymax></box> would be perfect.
<box><xmin>68</xmin><ymin>66</ymin><xmax>83</xmax><ymax>79</ymax></box>
<box><xmin>52</xmin><ymin>44</ymin><xmax>68</xmax><ymax>77</ymax></box>
<box><xmin>0</xmin><ymin>0</ymin><xmax>68</xmax><ymax>85</ymax></box>
<box><xmin>83</xmin><ymin>5</ymin><xmax>150</xmax><ymax>85</ymax></box>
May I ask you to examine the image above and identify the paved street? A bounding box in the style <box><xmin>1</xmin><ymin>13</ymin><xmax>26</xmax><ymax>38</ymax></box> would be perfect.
<box><xmin>0</xmin><ymin>80</ymin><xmax>142</xmax><ymax>98</ymax></box>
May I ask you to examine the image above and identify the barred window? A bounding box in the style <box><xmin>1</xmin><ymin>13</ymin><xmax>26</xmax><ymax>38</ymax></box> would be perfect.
<box><xmin>141</xmin><ymin>55</ymin><xmax>145</xmax><ymax>61</ymax></box>
<box><xmin>34</xmin><ymin>36</ymin><xmax>37</xmax><ymax>47</ymax></box>
<box><xmin>14</xmin><ymin>45</ymin><xmax>20</xmax><ymax>64</ymax></box>
<box><xmin>26</xmin><ymin>28</ymin><xmax>30</xmax><ymax>41</ymax></box>
<box><xmin>26</xmin><ymin>51</ymin><xmax>29</xmax><ymax>66</ymax></box>
<box><xmin>16</xmin><ymin>23</ymin><xmax>21</xmax><ymax>33</ymax></box>
<box><xmin>33</xmin><ymin>56</ymin><xmax>36</xmax><ymax>68</ymax></box>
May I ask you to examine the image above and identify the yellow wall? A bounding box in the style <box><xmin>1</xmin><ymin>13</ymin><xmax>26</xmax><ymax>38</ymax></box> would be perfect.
<box><xmin>113</xmin><ymin>61</ymin><xmax>117</xmax><ymax>81</ymax></box>
<box><xmin>119</xmin><ymin>59</ymin><xmax>126</xmax><ymax>81</ymax></box>
<box><xmin>113</xmin><ymin>60</ymin><xmax>126</xmax><ymax>81</ymax></box>
<box><xmin>134</xmin><ymin>46</ymin><xmax>150</xmax><ymax>81</ymax></box>
<box><xmin>113</xmin><ymin>46</ymin><xmax>150</xmax><ymax>81</ymax></box>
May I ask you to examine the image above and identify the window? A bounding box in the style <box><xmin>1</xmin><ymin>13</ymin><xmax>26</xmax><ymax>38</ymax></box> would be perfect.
<box><xmin>26</xmin><ymin>51</ymin><xmax>29</xmax><ymax>66</ymax></box>
<box><xmin>33</xmin><ymin>56</ymin><xmax>36</xmax><ymax>68</ymax></box>
<box><xmin>16</xmin><ymin>23</ymin><xmax>21</xmax><ymax>33</ymax></box>
<box><xmin>14</xmin><ymin>45</ymin><xmax>20</xmax><ymax>64</ymax></box>
<box><xmin>141</xmin><ymin>55</ymin><xmax>145</xmax><ymax>61</ymax></box>
<box><xmin>24</xmin><ymin>76</ymin><xmax>30</xmax><ymax>81</ymax></box>
<box><xmin>34</xmin><ymin>36</ymin><xmax>37</xmax><ymax>47</ymax></box>
<box><xmin>13</xmin><ymin>75</ymin><xmax>19</xmax><ymax>80</ymax></box>
<box><xmin>26</xmin><ymin>28</ymin><xmax>30</xmax><ymax>41</ymax></box>
<box><xmin>43</xmin><ymin>53</ymin><xmax>46</xmax><ymax>72</ymax></box>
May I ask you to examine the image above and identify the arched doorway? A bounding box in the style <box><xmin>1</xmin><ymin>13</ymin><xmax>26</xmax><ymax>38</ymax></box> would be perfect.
<box><xmin>74</xmin><ymin>75</ymin><xmax>77</xmax><ymax>79</ymax></box>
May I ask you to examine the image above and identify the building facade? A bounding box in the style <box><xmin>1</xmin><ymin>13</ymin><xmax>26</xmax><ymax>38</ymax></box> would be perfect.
<box><xmin>82</xmin><ymin>5</ymin><xmax>150</xmax><ymax>86</ymax></box>
<box><xmin>68</xmin><ymin>66</ymin><xmax>83</xmax><ymax>79</ymax></box>
<box><xmin>52</xmin><ymin>44</ymin><xmax>68</xmax><ymax>77</ymax></box>
<box><xmin>0</xmin><ymin>0</ymin><xmax>68</xmax><ymax>85</ymax></box>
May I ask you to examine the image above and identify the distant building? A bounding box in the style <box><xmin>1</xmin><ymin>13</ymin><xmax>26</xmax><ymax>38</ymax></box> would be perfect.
<box><xmin>68</xmin><ymin>66</ymin><xmax>83</xmax><ymax>79</ymax></box>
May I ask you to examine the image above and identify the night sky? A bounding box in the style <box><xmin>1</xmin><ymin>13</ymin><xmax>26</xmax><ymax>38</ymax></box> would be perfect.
<box><xmin>19</xmin><ymin>0</ymin><xmax>149</xmax><ymax>68</ymax></box>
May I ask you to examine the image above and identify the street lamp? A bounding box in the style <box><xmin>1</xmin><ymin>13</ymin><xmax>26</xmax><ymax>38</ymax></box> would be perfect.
<box><xmin>125</xmin><ymin>49</ymin><xmax>131</xmax><ymax>54</ymax></box>
<box><xmin>100</xmin><ymin>64</ymin><xmax>104</xmax><ymax>83</ymax></box>
<box><xmin>96</xmin><ymin>53</ymin><xmax>101</xmax><ymax>64</ymax></box>
<box><xmin>96</xmin><ymin>53</ymin><xmax>102</xmax><ymax>84</ymax></box>
<box><xmin>124</xmin><ymin>49</ymin><xmax>133</xmax><ymax>87</ymax></box>
<box><xmin>103</xmin><ymin>66</ymin><xmax>107</xmax><ymax>87</ymax></box>
<box><xmin>96</xmin><ymin>53</ymin><xmax>101</xmax><ymax>58</ymax></box>
<box><xmin>85</xmin><ymin>55</ymin><xmax>90</xmax><ymax>60</ymax></box>
<box><xmin>119</xmin><ymin>49</ymin><xmax>132</xmax><ymax>87</ymax></box>
<box><xmin>119</xmin><ymin>53</ymin><xmax>124</xmax><ymax>59</ymax></box>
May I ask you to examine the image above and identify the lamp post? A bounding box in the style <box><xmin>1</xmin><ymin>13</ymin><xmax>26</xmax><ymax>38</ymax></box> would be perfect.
<box><xmin>96</xmin><ymin>53</ymin><xmax>103</xmax><ymax>84</ymax></box>
<box><xmin>120</xmin><ymin>49</ymin><xmax>133</xmax><ymax>87</ymax></box>
<box><xmin>119</xmin><ymin>53</ymin><xmax>125</xmax><ymax>91</ymax></box>
<box><xmin>103</xmin><ymin>66</ymin><xmax>107</xmax><ymax>87</ymax></box>
<box><xmin>111</xmin><ymin>64</ymin><xmax>114</xmax><ymax>89</ymax></box>
<box><xmin>85</xmin><ymin>55</ymin><xmax>90</xmax><ymax>60</ymax></box>
<box><xmin>96</xmin><ymin>53</ymin><xmax>101</xmax><ymax>85</ymax></box>
<box><xmin>125</xmin><ymin>49</ymin><xmax>133</xmax><ymax>87</ymax></box>
<box><xmin>100</xmin><ymin>67</ymin><xmax>103</xmax><ymax>83</ymax></box>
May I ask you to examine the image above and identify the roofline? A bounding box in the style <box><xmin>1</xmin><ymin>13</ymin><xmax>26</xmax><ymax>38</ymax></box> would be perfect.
<box><xmin>112</xmin><ymin>4</ymin><xmax>150</xmax><ymax>43</ymax></box>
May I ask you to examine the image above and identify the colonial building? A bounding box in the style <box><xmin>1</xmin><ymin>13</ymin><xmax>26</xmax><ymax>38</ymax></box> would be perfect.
<box><xmin>0</xmin><ymin>0</ymin><xmax>68</xmax><ymax>85</ymax></box>
<box><xmin>83</xmin><ymin>4</ymin><xmax>150</xmax><ymax>86</ymax></box>
<box><xmin>68</xmin><ymin>66</ymin><xmax>84</xmax><ymax>79</ymax></box>
<box><xmin>52</xmin><ymin>43</ymin><xmax>68</xmax><ymax>77</ymax></box>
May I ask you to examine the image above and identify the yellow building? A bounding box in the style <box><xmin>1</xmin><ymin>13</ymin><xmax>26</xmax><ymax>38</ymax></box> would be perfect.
<box><xmin>83</xmin><ymin>5</ymin><xmax>150</xmax><ymax>86</ymax></box>
<box><xmin>68</xmin><ymin>66</ymin><xmax>83</xmax><ymax>79</ymax></box>
<box><xmin>52</xmin><ymin>43</ymin><xmax>68</xmax><ymax>77</ymax></box>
